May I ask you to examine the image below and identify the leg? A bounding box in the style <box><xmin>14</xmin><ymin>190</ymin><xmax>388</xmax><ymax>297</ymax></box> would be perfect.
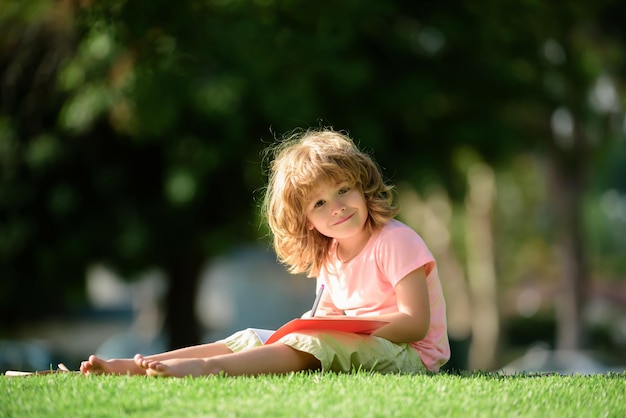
<box><xmin>140</xmin><ymin>343</ymin><xmax>321</xmax><ymax>378</ymax></box>
<box><xmin>79</xmin><ymin>342</ymin><xmax>234</xmax><ymax>375</ymax></box>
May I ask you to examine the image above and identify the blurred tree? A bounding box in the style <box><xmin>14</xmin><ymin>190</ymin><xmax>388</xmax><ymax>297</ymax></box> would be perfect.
<box><xmin>1</xmin><ymin>0</ymin><xmax>82</xmax><ymax>318</ymax></box>
<box><xmin>0</xmin><ymin>0</ymin><xmax>263</xmax><ymax>348</ymax></box>
<box><xmin>409</xmin><ymin>1</ymin><xmax>626</xmax><ymax>364</ymax></box>
<box><xmin>461</xmin><ymin>1</ymin><xmax>625</xmax><ymax>353</ymax></box>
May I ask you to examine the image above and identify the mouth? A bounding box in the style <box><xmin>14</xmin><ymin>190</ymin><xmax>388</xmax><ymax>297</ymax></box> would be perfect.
<box><xmin>332</xmin><ymin>213</ymin><xmax>354</xmax><ymax>226</ymax></box>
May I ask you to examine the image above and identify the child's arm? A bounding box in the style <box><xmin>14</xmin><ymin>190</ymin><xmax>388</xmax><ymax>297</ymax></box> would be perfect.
<box><xmin>369</xmin><ymin>267</ymin><xmax>430</xmax><ymax>343</ymax></box>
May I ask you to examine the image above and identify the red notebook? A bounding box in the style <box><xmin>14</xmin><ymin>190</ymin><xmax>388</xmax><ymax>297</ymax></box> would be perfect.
<box><xmin>264</xmin><ymin>317</ymin><xmax>388</xmax><ymax>345</ymax></box>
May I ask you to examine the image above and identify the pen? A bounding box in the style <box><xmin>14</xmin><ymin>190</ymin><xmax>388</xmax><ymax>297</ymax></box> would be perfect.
<box><xmin>310</xmin><ymin>284</ymin><xmax>324</xmax><ymax>318</ymax></box>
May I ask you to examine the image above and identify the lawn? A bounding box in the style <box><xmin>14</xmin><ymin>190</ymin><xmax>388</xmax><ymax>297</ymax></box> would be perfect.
<box><xmin>1</xmin><ymin>371</ymin><xmax>624</xmax><ymax>418</ymax></box>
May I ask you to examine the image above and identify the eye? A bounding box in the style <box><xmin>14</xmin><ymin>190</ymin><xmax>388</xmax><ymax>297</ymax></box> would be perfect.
<box><xmin>338</xmin><ymin>186</ymin><xmax>350</xmax><ymax>195</ymax></box>
<box><xmin>313</xmin><ymin>199</ymin><xmax>325</xmax><ymax>209</ymax></box>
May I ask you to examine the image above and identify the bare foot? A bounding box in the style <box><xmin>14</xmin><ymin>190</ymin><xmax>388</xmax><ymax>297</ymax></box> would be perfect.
<box><xmin>80</xmin><ymin>355</ymin><xmax>146</xmax><ymax>375</ymax></box>
<box><xmin>136</xmin><ymin>355</ymin><xmax>210</xmax><ymax>378</ymax></box>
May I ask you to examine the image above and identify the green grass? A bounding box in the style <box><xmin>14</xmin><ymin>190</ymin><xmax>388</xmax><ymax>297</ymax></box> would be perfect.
<box><xmin>1</xmin><ymin>371</ymin><xmax>625</xmax><ymax>418</ymax></box>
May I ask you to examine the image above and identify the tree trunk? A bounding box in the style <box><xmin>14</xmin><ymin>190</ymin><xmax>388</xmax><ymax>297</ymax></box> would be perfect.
<box><xmin>163</xmin><ymin>257</ymin><xmax>203</xmax><ymax>350</ymax></box>
<box><xmin>545</xmin><ymin>152</ymin><xmax>589</xmax><ymax>350</ymax></box>
<box><xmin>465</xmin><ymin>163</ymin><xmax>500</xmax><ymax>371</ymax></box>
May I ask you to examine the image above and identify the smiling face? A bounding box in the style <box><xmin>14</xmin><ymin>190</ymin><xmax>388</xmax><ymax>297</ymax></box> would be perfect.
<box><xmin>305</xmin><ymin>181</ymin><xmax>369</xmax><ymax>245</ymax></box>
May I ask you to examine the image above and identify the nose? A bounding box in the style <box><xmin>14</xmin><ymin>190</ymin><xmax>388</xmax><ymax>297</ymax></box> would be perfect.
<box><xmin>331</xmin><ymin>198</ymin><xmax>346</xmax><ymax>215</ymax></box>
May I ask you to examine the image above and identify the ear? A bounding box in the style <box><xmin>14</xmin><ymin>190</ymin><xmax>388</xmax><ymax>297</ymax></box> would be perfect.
<box><xmin>307</xmin><ymin>220</ymin><xmax>315</xmax><ymax>231</ymax></box>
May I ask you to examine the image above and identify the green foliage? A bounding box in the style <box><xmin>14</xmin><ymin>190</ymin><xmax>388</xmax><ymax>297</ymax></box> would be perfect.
<box><xmin>1</xmin><ymin>0</ymin><xmax>625</xmax><ymax>350</ymax></box>
<box><xmin>1</xmin><ymin>372</ymin><xmax>625</xmax><ymax>418</ymax></box>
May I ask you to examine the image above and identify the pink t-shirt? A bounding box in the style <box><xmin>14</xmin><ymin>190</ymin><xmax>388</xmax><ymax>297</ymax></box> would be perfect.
<box><xmin>316</xmin><ymin>219</ymin><xmax>450</xmax><ymax>372</ymax></box>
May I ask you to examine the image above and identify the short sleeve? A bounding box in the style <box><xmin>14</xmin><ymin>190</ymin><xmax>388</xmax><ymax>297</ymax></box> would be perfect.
<box><xmin>374</xmin><ymin>227</ymin><xmax>435</xmax><ymax>287</ymax></box>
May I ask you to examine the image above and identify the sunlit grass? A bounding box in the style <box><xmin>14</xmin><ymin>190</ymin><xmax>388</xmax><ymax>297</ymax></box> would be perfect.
<box><xmin>2</xmin><ymin>371</ymin><xmax>625</xmax><ymax>418</ymax></box>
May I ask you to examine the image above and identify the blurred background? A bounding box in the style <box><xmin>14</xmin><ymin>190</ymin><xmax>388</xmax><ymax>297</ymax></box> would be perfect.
<box><xmin>1</xmin><ymin>0</ymin><xmax>625</xmax><ymax>375</ymax></box>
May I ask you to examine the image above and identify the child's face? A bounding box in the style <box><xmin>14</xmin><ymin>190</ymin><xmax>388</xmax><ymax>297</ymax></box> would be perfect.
<box><xmin>305</xmin><ymin>181</ymin><xmax>368</xmax><ymax>242</ymax></box>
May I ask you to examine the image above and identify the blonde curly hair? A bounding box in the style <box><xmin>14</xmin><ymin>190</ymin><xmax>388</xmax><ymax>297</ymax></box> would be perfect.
<box><xmin>261</xmin><ymin>128</ymin><xmax>398</xmax><ymax>277</ymax></box>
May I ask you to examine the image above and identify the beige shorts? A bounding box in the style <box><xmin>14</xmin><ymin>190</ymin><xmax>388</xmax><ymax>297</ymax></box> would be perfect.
<box><xmin>219</xmin><ymin>328</ymin><xmax>427</xmax><ymax>374</ymax></box>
